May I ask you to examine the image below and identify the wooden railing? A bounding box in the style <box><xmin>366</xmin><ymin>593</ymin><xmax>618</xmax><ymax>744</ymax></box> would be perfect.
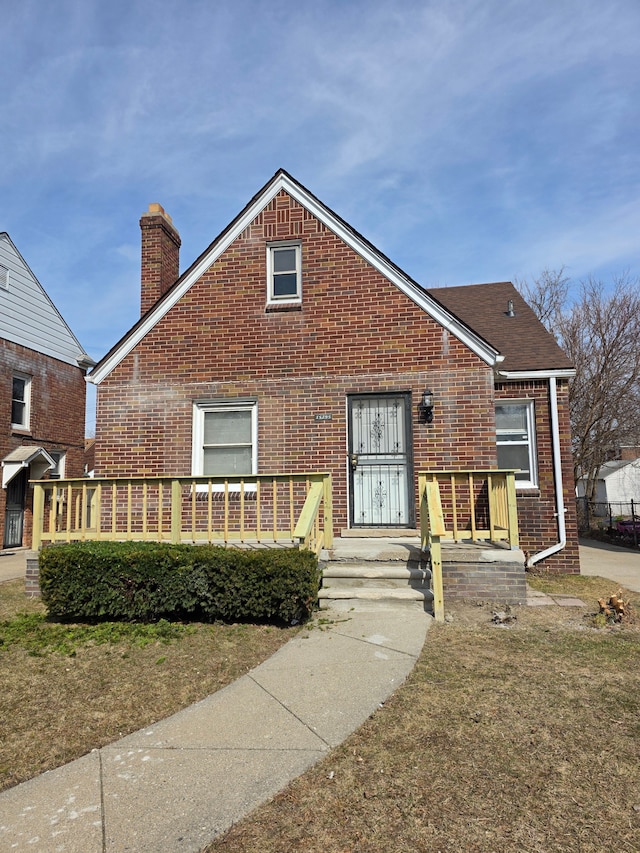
<box><xmin>418</xmin><ymin>469</ymin><xmax>520</xmax><ymax>623</ymax></box>
<box><xmin>32</xmin><ymin>473</ymin><xmax>333</xmax><ymax>555</ymax></box>
<box><xmin>418</xmin><ymin>469</ymin><xmax>519</xmax><ymax>549</ymax></box>
<box><xmin>420</xmin><ymin>478</ymin><xmax>446</xmax><ymax>622</ymax></box>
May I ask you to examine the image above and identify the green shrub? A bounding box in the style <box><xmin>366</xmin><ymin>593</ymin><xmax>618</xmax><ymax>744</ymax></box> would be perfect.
<box><xmin>39</xmin><ymin>542</ymin><xmax>320</xmax><ymax>624</ymax></box>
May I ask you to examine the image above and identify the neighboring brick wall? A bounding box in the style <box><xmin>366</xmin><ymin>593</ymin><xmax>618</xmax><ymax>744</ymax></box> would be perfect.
<box><xmin>1</xmin><ymin>339</ymin><xmax>86</xmax><ymax>548</ymax></box>
<box><xmin>495</xmin><ymin>378</ymin><xmax>580</xmax><ymax>573</ymax></box>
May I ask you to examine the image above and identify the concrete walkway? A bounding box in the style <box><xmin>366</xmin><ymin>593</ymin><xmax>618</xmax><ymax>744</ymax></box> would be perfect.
<box><xmin>0</xmin><ymin>607</ymin><xmax>429</xmax><ymax>852</ymax></box>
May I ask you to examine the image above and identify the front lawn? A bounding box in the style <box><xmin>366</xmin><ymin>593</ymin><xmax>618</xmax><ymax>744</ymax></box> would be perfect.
<box><xmin>0</xmin><ymin>579</ymin><xmax>298</xmax><ymax>792</ymax></box>
<box><xmin>205</xmin><ymin>573</ymin><xmax>640</xmax><ymax>853</ymax></box>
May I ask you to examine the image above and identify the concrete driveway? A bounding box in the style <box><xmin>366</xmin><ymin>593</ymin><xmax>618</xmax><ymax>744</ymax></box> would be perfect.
<box><xmin>579</xmin><ymin>538</ymin><xmax>640</xmax><ymax>593</ymax></box>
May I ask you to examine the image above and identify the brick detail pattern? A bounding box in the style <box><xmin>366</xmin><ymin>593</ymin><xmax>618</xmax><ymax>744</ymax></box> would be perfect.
<box><xmin>95</xmin><ymin>191</ymin><xmax>578</xmax><ymax>572</ymax></box>
<box><xmin>140</xmin><ymin>207</ymin><xmax>181</xmax><ymax>315</ymax></box>
<box><xmin>442</xmin><ymin>560</ymin><xmax>528</xmax><ymax>605</ymax></box>
<box><xmin>1</xmin><ymin>339</ymin><xmax>87</xmax><ymax>548</ymax></box>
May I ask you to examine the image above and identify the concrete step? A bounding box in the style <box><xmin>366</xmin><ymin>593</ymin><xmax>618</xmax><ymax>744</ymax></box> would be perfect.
<box><xmin>319</xmin><ymin>553</ymin><xmax>433</xmax><ymax>613</ymax></box>
<box><xmin>318</xmin><ymin>586</ymin><xmax>434</xmax><ymax>612</ymax></box>
<box><xmin>322</xmin><ymin>564</ymin><xmax>430</xmax><ymax>582</ymax></box>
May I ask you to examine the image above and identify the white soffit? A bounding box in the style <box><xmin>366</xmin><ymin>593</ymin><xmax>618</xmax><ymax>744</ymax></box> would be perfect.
<box><xmin>89</xmin><ymin>172</ymin><xmax>501</xmax><ymax>384</ymax></box>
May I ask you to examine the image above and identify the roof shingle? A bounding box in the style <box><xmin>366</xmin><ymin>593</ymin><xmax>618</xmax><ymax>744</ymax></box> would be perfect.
<box><xmin>427</xmin><ymin>281</ymin><xmax>574</xmax><ymax>373</ymax></box>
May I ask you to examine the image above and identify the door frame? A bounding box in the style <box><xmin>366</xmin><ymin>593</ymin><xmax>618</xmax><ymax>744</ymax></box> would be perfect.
<box><xmin>347</xmin><ymin>391</ymin><xmax>415</xmax><ymax>528</ymax></box>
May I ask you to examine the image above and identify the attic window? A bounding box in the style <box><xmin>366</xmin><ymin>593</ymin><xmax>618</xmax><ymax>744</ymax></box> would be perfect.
<box><xmin>0</xmin><ymin>265</ymin><xmax>8</xmax><ymax>289</ymax></box>
<box><xmin>267</xmin><ymin>242</ymin><xmax>301</xmax><ymax>305</ymax></box>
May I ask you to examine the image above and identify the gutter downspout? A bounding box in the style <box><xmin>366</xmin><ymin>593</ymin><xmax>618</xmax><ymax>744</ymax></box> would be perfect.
<box><xmin>526</xmin><ymin>376</ymin><xmax>567</xmax><ymax>567</ymax></box>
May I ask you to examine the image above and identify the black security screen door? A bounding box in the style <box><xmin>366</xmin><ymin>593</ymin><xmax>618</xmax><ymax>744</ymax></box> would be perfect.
<box><xmin>348</xmin><ymin>394</ymin><xmax>414</xmax><ymax>527</ymax></box>
<box><xmin>4</xmin><ymin>469</ymin><xmax>27</xmax><ymax>548</ymax></box>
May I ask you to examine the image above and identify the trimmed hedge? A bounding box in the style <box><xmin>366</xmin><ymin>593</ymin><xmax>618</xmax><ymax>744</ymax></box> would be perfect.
<box><xmin>39</xmin><ymin>541</ymin><xmax>320</xmax><ymax>624</ymax></box>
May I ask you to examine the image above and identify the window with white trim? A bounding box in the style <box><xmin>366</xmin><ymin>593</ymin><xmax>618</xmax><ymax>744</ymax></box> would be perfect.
<box><xmin>496</xmin><ymin>401</ymin><xmax>538</xmax><ymax>488</ymax></box>
<box><xmin>267</xmin><ymin>242</ymin><xmax>301</xmax><ymax>304</ymax></box>
<box><xmin>192</xmin><ymin>401</ymin><xmax>257</xmax><ymax>476</ymax></box>
<box><xmin>11</xmin><ymin>374</ymin><xmax>31</xmax><ymax>430</ymax></box>
<box><xmin>48</xmin><ymin>451</ymin><xmax>66</xmax><ymax>479</ymax></box>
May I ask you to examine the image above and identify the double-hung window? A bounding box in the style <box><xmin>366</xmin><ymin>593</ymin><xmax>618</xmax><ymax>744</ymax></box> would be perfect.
<box><xmin>267</xmin><ymin>242</ymin><xmax>301</xmax><ymax>305</ymax></box>
<box><xmin>192</xmin><ymin>401</ymin><xmax>257</xmax><ymax>477</ymax></box>
<box><xmin>11</xmin><ymin>374</ymin><xmax>31</xmax><ymax>430</ymax></box>
<box><xmin>495</xmin><ymin>401</ymin><xmax>538</xmax><ymax>489</ymax></box>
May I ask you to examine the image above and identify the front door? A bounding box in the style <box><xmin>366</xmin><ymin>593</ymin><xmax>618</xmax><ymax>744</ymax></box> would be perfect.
<box><xmin>3</xmin><ymin>469</ymin><xmax>27</xmax><ymax>548</ymax></box>
<box><xmin>348</xmin><ymin>394</ymin><xmax>414</xmax><ymax>527</ymax></box>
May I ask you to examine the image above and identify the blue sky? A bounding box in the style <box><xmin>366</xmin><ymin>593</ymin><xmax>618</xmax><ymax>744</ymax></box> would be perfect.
<box><xmin>3</xmin><ymin>0</ymin><xmax>640</xmax><ymax>425</ymax></box>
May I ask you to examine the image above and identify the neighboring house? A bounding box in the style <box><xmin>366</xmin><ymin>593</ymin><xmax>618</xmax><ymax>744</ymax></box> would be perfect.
<box><xmin>88</xmin><ymin>170</ymin><xmax>579</xmax><ymax>572</ymax></box>
<box><xmin>0</xmin><ymin>233</ymin><xmax>93</xmax><ymax>548</ymax></box>
<box><xmin>577</xmin><ymin>457</ymin><xmax>640</xmax><ymax>515</ymax></box>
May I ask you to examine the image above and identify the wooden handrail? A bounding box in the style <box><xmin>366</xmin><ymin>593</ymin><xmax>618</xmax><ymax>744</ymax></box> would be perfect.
<box><xmin>420</xmin><ymin>478</ymin><xmax>446</xmax><ymax>622</ymax></box>
<box><xmin>294</xmin><ymin>481</ymin><xmax>324</xmax><ymax>552</ymax></box>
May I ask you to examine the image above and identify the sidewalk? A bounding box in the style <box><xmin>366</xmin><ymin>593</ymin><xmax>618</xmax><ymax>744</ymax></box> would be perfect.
<box><xmin>0</xmin><ymin>607</ymin><xmax>429</xmax><ymax>852</ymax></box>
<box><xmin>0</xmin><ymin>548</ymin><xmax>27</xmax><ymax>583</ymax></box>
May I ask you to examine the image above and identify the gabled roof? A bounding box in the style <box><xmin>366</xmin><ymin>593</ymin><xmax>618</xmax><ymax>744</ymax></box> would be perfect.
<box><xmin>1</xmin><ymin>446</ymin><xmax>54</xmax><ymax>488</ymax></box>
<box><xmin>428</xmin><ymin>281</ymin><xmax>574</xmax><ymax>377</ymax></box>
<box><xmin>0</xmin><ymin>232</ymin><xmax>93</xmax><ymax>369</ymax></box>
<box><xmin>89</xmin><ymin>170</ymin><xmax>503</xmax><ymax>384</ymax></box>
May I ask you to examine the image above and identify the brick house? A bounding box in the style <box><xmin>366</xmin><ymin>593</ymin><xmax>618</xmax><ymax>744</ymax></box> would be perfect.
<box><xmin>1</xmin><ymin>233</ymin><xmax>93</xmax><ymax>548</ymax></box>
<box><xmin>89</xmin><ymin>170</ymin><xmax>579</xmax><ymax>572</ymax></box>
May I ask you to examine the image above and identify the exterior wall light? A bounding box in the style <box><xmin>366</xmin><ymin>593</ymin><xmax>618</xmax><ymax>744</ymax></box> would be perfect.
<box><xmin>418</xmin><ymin>389</ymin><xmax>434</xmax><ymax>424</ymax></box>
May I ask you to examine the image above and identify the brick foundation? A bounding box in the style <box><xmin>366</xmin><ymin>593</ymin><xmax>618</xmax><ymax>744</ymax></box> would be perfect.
<box><xmin>25</xmin><ymin>550</ymin><xmax>40</xmax><ymax>597</ymax></box>
<box><xmin>442</xmin><ymin>548</ymin><xmax>527</xmax><ymax>605</ymax></box>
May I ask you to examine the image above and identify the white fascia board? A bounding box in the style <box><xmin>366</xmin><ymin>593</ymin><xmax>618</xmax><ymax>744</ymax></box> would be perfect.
<box><xmin>496</xmin><ymin>368</ymin><xmax>575</xmax><ymax>380</ymax></box>
<box><xmin>90</xmin><ymin>173</ymin><xmax>501</xmax><ymax>384</ymax></box>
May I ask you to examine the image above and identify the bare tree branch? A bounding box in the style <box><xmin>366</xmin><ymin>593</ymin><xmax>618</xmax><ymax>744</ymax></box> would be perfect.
<box><xmin>517</xmin><ymin>271</ymin><xmax>640</xmax><ymax>499</ymax></box>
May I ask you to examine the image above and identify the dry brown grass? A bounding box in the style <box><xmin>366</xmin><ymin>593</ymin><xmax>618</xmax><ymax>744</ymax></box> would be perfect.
<box><xmin>205</xmin><ymin>573</ymin><xmax>640</xmax><ymax>853</ymax></box>
<box><xmin>0</xmin><ymin>579</ymin><xmax>297</xmax><ymax>792</ymax></box>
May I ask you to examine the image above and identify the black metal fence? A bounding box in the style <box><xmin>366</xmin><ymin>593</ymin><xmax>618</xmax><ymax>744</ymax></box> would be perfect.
<box><xmin>576</xmin><ymin>496</ymin><xmax>639</xmax><ymax>547</ymax></box>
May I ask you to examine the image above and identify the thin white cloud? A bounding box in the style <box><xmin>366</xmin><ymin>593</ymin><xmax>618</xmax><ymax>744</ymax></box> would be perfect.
<box><xmin>1</xmin><ymin>0</ymin><xmax>639</xmax><ymax>395</ymax></box>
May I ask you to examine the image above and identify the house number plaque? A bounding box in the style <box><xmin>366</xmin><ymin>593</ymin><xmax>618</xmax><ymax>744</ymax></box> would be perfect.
<box><xmin>314</xmin><ymin>414</ymin><xmax>333</xmax><ymax>421</ymax></box>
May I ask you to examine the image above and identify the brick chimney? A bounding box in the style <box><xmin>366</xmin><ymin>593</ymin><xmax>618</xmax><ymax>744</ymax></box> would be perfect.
<box><xmin>140</xmin><ymin>203</ymin><xmax>181</xmax><ymax>315</ymax></box>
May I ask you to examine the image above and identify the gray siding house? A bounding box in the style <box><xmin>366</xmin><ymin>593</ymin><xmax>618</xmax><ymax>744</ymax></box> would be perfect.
<box><xmin>1</xmin><ymin>233</ymin><xmax>92</xmax><ymax>548</ymax></box>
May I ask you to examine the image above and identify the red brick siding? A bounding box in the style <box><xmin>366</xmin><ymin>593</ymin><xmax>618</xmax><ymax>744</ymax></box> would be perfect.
<box><xmin>1</xmin><ymin>339</ymin><xmax>87</xmax><ymax>547</ymax></box>
<box><xmin>140</xmin><ymin>212</ymin><xmax>181</xmax><ymax>315</ymax></box>
<box><xmin>96</xmin><ymin>191</ymin><xmax>577</xmax><ymax>571</ymax></box>
<box><xmin>97</xmin><ymin>191</ymin><xmax>496</xmax><ymax>529</ymax></box>
<box><xmin>495</xmin><ymin>379</ymin><xmax>579</xmax><ymax>573</ymax></box>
